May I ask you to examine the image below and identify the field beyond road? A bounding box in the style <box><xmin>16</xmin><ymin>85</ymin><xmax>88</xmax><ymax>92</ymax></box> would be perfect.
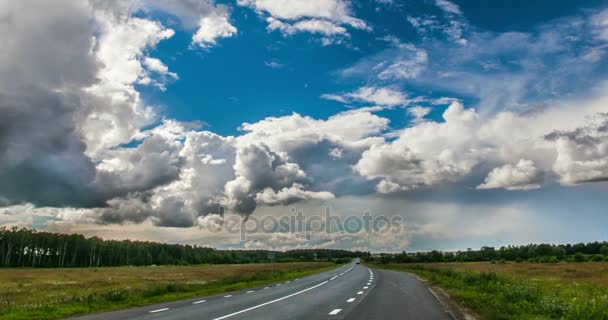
<box><xmin>0</xmin><ymin>262</ymin><xmax>334</xmax><ymax>320</ymax></box>
<box><xmin>372</xmin><ymin>261</ymin><xmax>608</xmax><ymax>320</ymax></box>
<box><xmin>410</xmin><ymin>261</ymin><xmax>608</xmax><ymax>287</ymax></box>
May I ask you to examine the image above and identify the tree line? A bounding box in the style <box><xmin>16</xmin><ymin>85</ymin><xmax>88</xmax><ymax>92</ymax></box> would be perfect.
<box><xmin>0</xmin><ymin>227</ymin><xmax>368</xmax><ymax>268</ymax></box>
<box><xmin>370</xmin><ymin>242</ymin><xmax>608</xmax><ymax>264</ymax></box>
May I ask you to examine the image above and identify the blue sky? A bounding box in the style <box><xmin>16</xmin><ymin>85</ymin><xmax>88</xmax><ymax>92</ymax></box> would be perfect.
<box><xmin>1</xmin><ymin>0</ymin><xmax>608</xmax><ymax>251</ymax></box>
<box><xmin>138</xmin><ymin>0</ymin><xmax>608</xmax><ymax>136</ymax></box>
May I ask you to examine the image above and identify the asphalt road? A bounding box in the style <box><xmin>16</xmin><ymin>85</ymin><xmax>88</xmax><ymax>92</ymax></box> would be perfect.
<box><xmin>69</xmin><ymin>263</ymin><xmax>453</xmax><ymax>320</ymax></box>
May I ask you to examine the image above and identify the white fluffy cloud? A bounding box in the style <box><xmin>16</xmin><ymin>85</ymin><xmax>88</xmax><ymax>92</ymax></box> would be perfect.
<box><xmin>547</xmin><ymin>113</ymin><xmax>608</xmax><ymax>185</ymax></box>
<box><xmin>140</xmin><ymin>0</ymin><xmax>237</xmax><ymax>48</ymax></box>
<box><xmin>355</xmin><ymin>101</ymin><xmax>482</xmax><ymax>192</ymax></box>
<box><xmin>238</xmin><ymin>0</ymin><xmax>369</xmax><ymax>43</ymax></box>
<box><xmin>477</xmin><ymin>159</ymin><xmax>543</xmax><ymax>190</ymax></box>
<box><xmin>82</xmin><ymin>11</ymin><xmax>174</xmax><ymax>156</ymax></box>
<box><xmin>192</xmin><ymin>10</ymin><xmax>237</xmax><ymax>48</ymax></box>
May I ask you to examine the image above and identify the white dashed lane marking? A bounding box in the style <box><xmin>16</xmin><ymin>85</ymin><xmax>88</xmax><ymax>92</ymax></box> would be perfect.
<box><xmin>211</xmin><ymin>280</ymin><xmax>329</xmax><ymax>320</ymax></box>
<box><xmin>347</xmin><ymin>298</ymin><xmax>356</xmax><ymax>303</ymax></box>
<box><xmin>149</xmin><ymin>308</ymin><xmax>169</xmax><ymax>313</ymax></box>
<box><xmin>246</xmin><ymin>290</ymin><xmax>254</xmax><ymax>293</ymax></box>
<box><xmin>357</xmin><ymin>291</ymin><xmax>364</xmax><ymax>295</ymax></box>
<box><xmin>224</xmin><ymin>295</ymin><xmax>232</xmax><ymax>298</ymax></box>
<box><xmin>329</xmin><ymin>309</ymin><xmax>342</xmax><ymax>315</ymax></box>
<box><xmin>193</xmin><ymin>300</ymin><xmax>206</xmax><ymax>304</ymax></box>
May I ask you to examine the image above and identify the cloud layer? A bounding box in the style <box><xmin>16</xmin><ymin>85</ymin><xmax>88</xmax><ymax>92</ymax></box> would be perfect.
<box><xmin>1</xmin><ymin>0</ymin><xmax>608</xmax><ymax>251</ymax></box>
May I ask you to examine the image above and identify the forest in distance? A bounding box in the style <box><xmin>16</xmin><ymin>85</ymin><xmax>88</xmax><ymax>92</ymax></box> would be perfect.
<box><xmin>371</xmin><ymin>242</ymin><xmax>608</xmax><ymax>264</ymax></box>
<box><xmin>0</xmin><ymin>227</ymin><xmax>366</xmax><ymax>268</ymax></box>
<box><xmin>3</xmin><ymin>227</ymin><xmax>608</xmax><ymax>268</ymax></box>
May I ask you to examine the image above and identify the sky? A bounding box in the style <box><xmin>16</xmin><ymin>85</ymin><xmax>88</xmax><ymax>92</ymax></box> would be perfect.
<box><xmin>1</xmin><ymin>0</ymin><xmax>608</xmax><ymax>252</ymax></box>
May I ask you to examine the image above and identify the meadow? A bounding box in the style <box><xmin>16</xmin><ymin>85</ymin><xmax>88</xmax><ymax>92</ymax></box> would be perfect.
<box><xmin>372</xmin><ymin>261</ymin><xmax>608</xmax><ymax>320</ymax></box>
<box><xmin>0</xmin><ymin>262</ymin><xmax>334</xmax><ymax>320</ymax></box>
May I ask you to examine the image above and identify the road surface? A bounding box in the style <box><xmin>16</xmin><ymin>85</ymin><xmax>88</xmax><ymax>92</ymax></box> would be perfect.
<box><xmin>69</xmin><ymin>263</ymin><xmax>453</xmax><ymax>320</ymax></box>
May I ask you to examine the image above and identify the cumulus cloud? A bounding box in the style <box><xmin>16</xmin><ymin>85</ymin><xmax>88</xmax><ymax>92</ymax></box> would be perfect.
<box><xmin>238</xmin><ymin>0</ymin><xmax>369</xmax><ymax>43</ymax></box>
<box><xmin>81</xmin><ymin>8</ymin><xmax>175</xmax><ymax>156</ymax></box>
<box><xmin>0</xmin><ymin>0</ymin><xmax>102</xmax><ymax>207</ymax></box>
<box><xmin>355</xmin><ymin>101</ymin><xmax>482</xmax><ymax>192</ymax></box>
<box><xmin>0</xmin><ymin>0</ymin><xmax>231</xmax><ymax>220</ymax></box>
<box><xmin>192</xmin><ymin>9</ymin><xmax>237</xmax><ymax>48</ymax></box>
<box><xmin>141</xmin><ymin>0</ymin><xmax>237</xmax><ymax>48</ymax></box>
<box><xmin>477</xmin><ymin>159</ymin><xmax>544</xmax><ymax>190</ymax></box>
<box><xmin>546</xmin><ymin>113</ymin><xmax>608</xmax><ymax>184</ymax></box>
<box><xmin>255</xmin><ymin>184</ymin><xmax>334</xmax><ymax>205</ymax></box>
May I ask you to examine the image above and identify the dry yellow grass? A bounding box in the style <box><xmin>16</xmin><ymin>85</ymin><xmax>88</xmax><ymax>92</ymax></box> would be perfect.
<box><xmin>0</xmin><ymin>262</ymin><xmax>332</xmax><ymax>310</ymax></box>
<box><xmin>413</xmin><ymin>261</ymin><xmax>608</xmax><ymax>287</ymax></box>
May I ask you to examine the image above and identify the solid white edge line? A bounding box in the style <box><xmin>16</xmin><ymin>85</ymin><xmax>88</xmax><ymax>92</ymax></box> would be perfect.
<box><xmin>211</xmin><ymin>280</ymin><xmax>329</xmax><ymax>320</ymax></box>
<box><xmin>347</xmin><ymin>298</ymin><xmax>356</xmax><ymax>303</ymax></box>
<box><xmin>428</xmin><ymin>287</ymin><xmax>442</xmax><ymax>301</ymax></box>
<box><xmin>328</xmin><ymin>309</ymin><xmax>342</xmax><ymax>315</ymax></box>
<box><xmin>149</xmin><ymin>308</ymin><xmax>169</xmax><ymax>313</ymax></box>
<box><xmin>193</xmin><ymin>300</ymin><xmax>206</xmax><ymax>304</ymax></box>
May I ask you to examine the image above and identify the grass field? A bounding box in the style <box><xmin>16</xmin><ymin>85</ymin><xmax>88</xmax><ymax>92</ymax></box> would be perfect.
<box><xmin>372</xmin><ymin>262</ymin><xmax>608</xmax><ymax>320</ymax></box>
<box><xmin>0</xmin><ymin>262</ymin><xmax>334</xmax><ymax>320</ymax></box>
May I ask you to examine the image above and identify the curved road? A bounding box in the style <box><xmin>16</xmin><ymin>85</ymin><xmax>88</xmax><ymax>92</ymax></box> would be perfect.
<box><xmin>69</xmin><ymin>263</ymin><xmax>453</xmax><ymax>320</ymax></box>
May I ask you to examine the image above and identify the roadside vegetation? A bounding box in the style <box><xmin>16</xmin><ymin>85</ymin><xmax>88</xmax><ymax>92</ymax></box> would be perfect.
<box><xmin>0</xmin><ymin>262</ymin><xmax>335</xmax><ymax>320</ymax></box>
<box><xmin>371</xmin><ymin>262</ymin><xmax>608</xmax><ymax>320</ymax></box>
<box><xmin>367</xmin><ymin>242</ymin><xmax>608</xmax><ymax>264</ymax></box>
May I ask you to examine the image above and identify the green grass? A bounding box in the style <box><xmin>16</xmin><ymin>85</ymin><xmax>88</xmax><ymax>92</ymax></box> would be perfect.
<box><xmin>370</xmin><ymin>263</ymin><xmax>608</xmax><ymax>320</ymax></box>
<box><xmin>0</xmin><ymin>262</ymin><xmax>335</xmax><ymax>320</ymax></box>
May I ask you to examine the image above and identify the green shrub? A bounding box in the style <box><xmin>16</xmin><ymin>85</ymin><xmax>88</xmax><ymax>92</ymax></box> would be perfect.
<box><xmin>590</xmin><ymin>255</ymin><xmax>604</xmax><ymax>262</ymax></box>
<box><xmin>573</xmin><ymin>252</ymin><xmax>587</xmax><ymax>262</ymax></box>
